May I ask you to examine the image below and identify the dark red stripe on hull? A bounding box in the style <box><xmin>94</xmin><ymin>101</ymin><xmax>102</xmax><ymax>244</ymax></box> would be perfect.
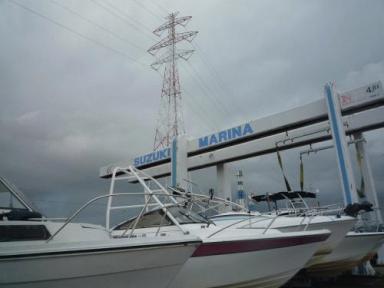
<box><xmin>192</xmin><ymin>233</ymin><xmax>329</xmax><ymax>257</ymax></box>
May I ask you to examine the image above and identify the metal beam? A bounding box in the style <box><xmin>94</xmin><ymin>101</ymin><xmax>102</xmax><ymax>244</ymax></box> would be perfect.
<box><xmin>100</xmin><ymin>82</ymin><xmax>384</xmax><ymax>179</ymax></box>
<box><xmin>102</xmin><ymin>105</ymin><xmax>384</xmax><ymax>180</ymax></box>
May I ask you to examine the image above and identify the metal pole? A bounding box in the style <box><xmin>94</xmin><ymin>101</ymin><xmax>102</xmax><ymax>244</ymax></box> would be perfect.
<box><xmin>324</xmin><ymin>82</ymin><xmax>358</xmax><ymax>205</ymax></box>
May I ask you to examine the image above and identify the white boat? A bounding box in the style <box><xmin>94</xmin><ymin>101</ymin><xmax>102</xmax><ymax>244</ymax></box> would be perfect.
<box><xmin>111</xmin><ymin>167</ymin><xmax>331</xmax><ymax>288</ymax></box>
<box><xmin>211</xmin><ymin>211</ymin><xmax>355</xmax><ymax>267</ymax></box>
<box><xmin>190</xmin><ymin>191</ymin><xmax>356</xmax><ymax>267</ymax></box>
<box><xmin>209</xmin><ymin>190</ymin><xmax>384</xmax><ymax>275</ymax></box>
<box><xmin>0</xmin><ymin>176</ymin><xmax>201</xmax><ymax>288</ymax></box>
<box><xmin>307</xmin><ymin>231</ymin><xmax>384</xmax><ymax>276</ymax></box>
<box><xmin>113</xmin><ymin>205</ymin><xmax>330</xmax><ymax>288</ymax></box>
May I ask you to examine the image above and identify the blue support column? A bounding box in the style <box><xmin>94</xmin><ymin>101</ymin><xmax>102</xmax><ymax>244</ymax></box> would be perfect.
<box><xmin>171</xmin><ymin>135</ymin><xmax>188</xmax><ymax>189</ymax></box>
<box><xmin>324</xmin><ymin>82</ymin><xmax>358</xmax><ymax>205</ymax></box>
<box><xmin>171</xmin><ymin>138</ymin><xmax>177</xmax><ymax>187</ymax></box>
<box><xmin>217</xmin><ymin>163</ymin><xmax>232</xmax><ymax>212</ymax></box>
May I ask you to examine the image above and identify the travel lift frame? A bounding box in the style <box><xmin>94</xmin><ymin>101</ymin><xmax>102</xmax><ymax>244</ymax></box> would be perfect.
<box><xmin>101</xmin><ymin>80</ymin><xmax>383</xmax><ymax>206</ymax></box>
<box><xmin>101</xmin><ymin>81</ymin><xmax>384</xmax><ymax>258</ymax></box>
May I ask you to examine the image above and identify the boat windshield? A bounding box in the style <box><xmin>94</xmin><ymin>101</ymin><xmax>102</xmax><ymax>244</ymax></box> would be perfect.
<box><xmin>168</xmin><ymin>206</ymin><xmax>209</xmax><ymax>224</ymax></box>
<box><xmin>114</xmin><ymin>205</ymin><xmax>209</xmax><ymax>230</ymax></box>
<box><xmin>0</xmin><ymin>178</ymin><xmax>28</xmax><ymax>210</ymax></box>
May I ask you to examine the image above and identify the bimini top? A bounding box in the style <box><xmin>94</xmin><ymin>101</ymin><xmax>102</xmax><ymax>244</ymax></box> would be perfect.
<box><xmin>251</xmin><ymin>191</ymin><xmax>317</xmax><ymax>202</ymax></box>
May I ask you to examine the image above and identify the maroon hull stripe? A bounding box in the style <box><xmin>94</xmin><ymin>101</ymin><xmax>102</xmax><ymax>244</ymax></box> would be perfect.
<box><xmin>192</xmin><ymin>233</ymin><xmax>329</xmax><ymax>257</ymax></box>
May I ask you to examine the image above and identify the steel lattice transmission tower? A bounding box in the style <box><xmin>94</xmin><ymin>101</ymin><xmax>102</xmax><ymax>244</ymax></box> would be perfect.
<box><xmin>148</xmin><ymin>12</ymin><xmax>198</xmax><ymax>150</ymax></box>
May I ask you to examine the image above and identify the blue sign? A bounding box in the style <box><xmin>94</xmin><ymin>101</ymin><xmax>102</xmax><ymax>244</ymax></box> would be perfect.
<box><xmin>132</xmin><ymin>123</ymin><xmax>254</xmax><ymax>167</ymax></box>
<box><xmin>134</xmin><ymin>148</ymin><xmax>170</xmax><ymax>167</ymax></box>
<box><xmin>198</xmin><ymin>123</ymin><xmax>254</xmax><ymax>148</ymax></box>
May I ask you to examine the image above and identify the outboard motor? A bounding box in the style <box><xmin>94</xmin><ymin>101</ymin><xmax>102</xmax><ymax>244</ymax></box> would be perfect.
<box><xmin>344</xmin><ymin>201</ymin><xmax>373</xmax><ymax>217</ymax></box>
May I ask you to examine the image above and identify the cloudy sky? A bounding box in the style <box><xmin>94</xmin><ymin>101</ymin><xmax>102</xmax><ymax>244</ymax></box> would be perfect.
<box><xmin>1</xmin><ymin>0</ymin><xmax>383</xmax><ymax>223</ymax></box>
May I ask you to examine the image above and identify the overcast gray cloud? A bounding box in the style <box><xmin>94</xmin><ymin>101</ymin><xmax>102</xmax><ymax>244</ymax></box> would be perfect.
<box><xmin>0</xmin><ymin>0</ymin><xmax>383</xmax><ymax>224</ymax></box>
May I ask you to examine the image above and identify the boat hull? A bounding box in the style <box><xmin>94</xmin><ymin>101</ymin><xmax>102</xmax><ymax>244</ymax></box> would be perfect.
<box><xmin>0</xmin><ymin>242</ymin><xmax>199</xmax><ymax>288</ymax></box>
<box><xmin>211</xmin><ymin>214</ymin><xmax>356</xmax><ymax>267</ymax></box>
<box><xmin>307</xmin><ymin>232</ymin><xmax>384</xmax><ymax>276</ymax></box>
<box><xmin>276</xmin><ymin>218</ymin><xmax>356</xmax><ymax>266</ymax></box>
<box><xmin>168</xmin><ymin>233</ymin><xmax>328</xmax><ymax>288</ymax></box>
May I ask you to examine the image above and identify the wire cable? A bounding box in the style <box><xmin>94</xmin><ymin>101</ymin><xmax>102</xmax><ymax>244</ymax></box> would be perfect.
<box><xmin>182</xmin><ymin>62</ymin><xmax>232</xmax><ymax>119</ymax></box>
<box><xmin>90</xmin><ymin>2</ymin><xmax>227</xmax><ymax>129</ymax></box>
<box><xmin>131</xmin><ymin>0</ymin><xmax>164</xmax><ymax>22</ymax></box>
<box><xmin>90</xmin><ymin>2</ymin><xmax>227</xmax><ymax>133</ymax></box>
<box><xmin>90</xmin><ymin>0</ymin><xmax>156</xmax><ymax>42</ymax></box>
<box><xmin>153</xmin><ymin>69</ymin><xmax>220</xmax><ymax>133</ymax></box>
<box><xmin>193</xmin><ymin>42</ymin><xmax>248</xmax><ymax>117</ymax></box>
<box><xmin>148</xmin><ymin>0</ymin><xmax>168</xmax><ymax>15</ymax></box>
<box><xmin>182</xmin><ymin>88</ymin><xmax>222</xmax><ymax>132</ymax></box>
<box><xmin>104</xmin><ymin>0</ymin><xmax>158</xmax><ymax>33</ymax></box>
<box><xmin>9</xmin><ymin>0</ymin><xmax>147</xmax><ymax>68</ymax></box>
<box><xmin>50</xmin><ymin>0</ymin><xmax>146</xmax><ymax>53</ymax></box>
<box><xmin>93</xmin><ymin>2</ymin><xmax>244</xmax><ymax>127</ymax></box>
<box><xmin>180</xmin><ymin>64</ymin><xmax>231</xmax><ymax>130</ymax></box>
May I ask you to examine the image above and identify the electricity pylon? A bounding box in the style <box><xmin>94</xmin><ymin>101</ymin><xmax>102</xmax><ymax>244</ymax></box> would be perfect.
<box><xmin>148</xmin><ymin>12</ymin><xmax>198</xmax><ymax>150</ymax></box>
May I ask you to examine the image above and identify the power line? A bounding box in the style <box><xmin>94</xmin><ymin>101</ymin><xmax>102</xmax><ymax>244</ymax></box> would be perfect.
<box><xmin>9</xmin><ymin>0</ymin><xmax>147</xmax><ymax>67</ymax></box>
<box><xmin>179</xmin><ymin>63</ymin><xmax>222</xmax><ymax>116</ymax></box>
<box><xmin>108</xmin><ymin>1</ymin><xmax>248</xmax><ymax>127</ymax></box>
<box><xmin>153</xmin><ymin>68</ymin><xmax>219</xmax><ymax>133</ymax></box>
<box><xmin>131</xmin><ymin>0</ymin><xmax>164</xmax><ymax>22</ymax></box>
<box><xmin>50</xmin><ymin>0</ymin><xmax>146</xmax><ymax>53</ymax></box>
<box><xmin>185</xmin><ymin>54</ymin><xmax>249</xmax><ymax>125</ymax></box>
<box><xmin>97</xmin><ymin>1</ymin><xmax>246</xmax><ymax>126</ymax></box>
<box><xmin>181</xmin><ymin>88</ymin><xmax>222</xmax><ymax>131</ymax></box>
<box><xmin>189</xmin><ymin>59</ymin><xmax>240</xmax><ymax>118</ymax></box>
<box><xmin>179</xmin><ymin>63</ymin><xmax>230</xmax><ymax>127</ymax></box>
<box><xmin>90</xmin><ymin>0</ymin><xmax>156</xmax><ymax>42</ymax></box>
<box><xmin>182</xmin><ymin>62</ymin><xmax>232</xmax><ymax>119</ymax></box>
<box><xmin>88</xmin><ymin>2</ymin><xmax>223</xmax><ymax>133</ymax></box>
<box><xmin>105</xmin><ymin>0</ymin><xmax>157</xmax><ymax>33</ymax></box>
<box><xmin>84</xmin><ymin>1</ymin><xmax>233</xmax><ymax>129</ymax></box>
<box><xmin>165</xmin><ymin>19</ymin><xmax>248</xmax><ymax>124</ymax></box>
<box><xmin>56</xmin><ymin>0</ymin><xmax>236</xmax><ymax>134</ymax></box>
<box><xmin>8</xmin><ymin>1</ymin><xmax>223</xmax><ymax>143</ymax></box>
<box><xmin>148</xmin><ymin>0</ymin><xmax>168</xmax><ymax>15</ymax></box>
<box><xmin>180</xmin><ymin>23</ymin><xmax>249</xmax><ymax>120</ymax></box>
<box><xmin>193</xmin><ymin>42</ymin><xmax>248</xmax><ymax>117</ymax></box>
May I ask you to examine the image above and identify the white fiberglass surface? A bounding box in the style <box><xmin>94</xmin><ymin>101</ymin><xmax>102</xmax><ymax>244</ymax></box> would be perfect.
<box><xmin>168</xmin><ymin>237</ymin><xmax>325</xmax><ymax>288</ymax></box>
<box><xmin>0</xmin><ymin>219</ymin><xmax>201</xmax><ymax>256</ymax></box>
<box><xmin>211</xmin><ymin>212</ymin><xmax>356</xmax><ymax>228</ymax></box>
